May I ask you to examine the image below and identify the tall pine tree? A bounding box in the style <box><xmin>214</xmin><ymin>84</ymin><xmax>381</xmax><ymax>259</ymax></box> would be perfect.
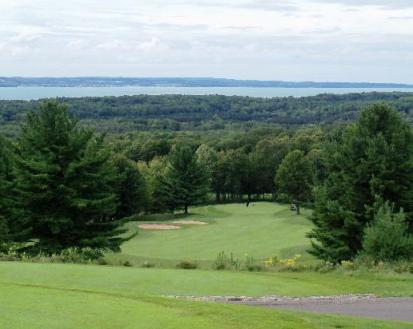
<box><xmin>159</xmin><ymin>145</ymin><xmax>209</xmax><ymax>214</ymax></box>
<box><xmin>113</xmin><ymin>155</ymin><xmax>148</xmax><ymax>218</ymax></box>
<box><xmin>308</xmin><ymin>104</ymin><xmax>413</xmax><ymax>262</ymax></box>
<box><xmin>15</xmin><ymin>101</ymin><xmax>124</xmax><ymax>254</ymax></box>
<box><xmin>0</xmin><ymin>135</ymin><xmax>12</xmax><ymax>247</ymax></box>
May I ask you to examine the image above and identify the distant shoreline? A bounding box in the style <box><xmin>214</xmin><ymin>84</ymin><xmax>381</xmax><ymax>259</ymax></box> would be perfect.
<box><xmin>1</xmin><ymin>77</ymin><xmax>412</xmax><ymax>89</ymax></box>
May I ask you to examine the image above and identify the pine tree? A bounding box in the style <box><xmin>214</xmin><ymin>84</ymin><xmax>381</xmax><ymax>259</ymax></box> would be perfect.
<box><xmin>159</xmin><ymin>145</ymin><xmax>209</xmax><ymax>214</ymax></box>
<box><xmin>275</xmin><ymin>150</ymin><xmax>313</xmax><ymax>214</ymax></box>
<box><xmin>308</xmin><ymin>104</ymin><xmax>413</xmax><ymax>262</ymax></box>
<box><xmin>113</xmin><ymin>155</ymin><xmax>148</xmax><ymax>218</ymax></box>
<box><xmin>15</xmin><ymin>101</ymin><xmax>124</xmax><ymax>254</ymax></box>
<box><xmin>0</xmin><ymin>135</ymin><xmax>21</xmax><ymax>246</ymax></box>
<box><xmin>362</xmin><ymin>202</ymin><xmax>413</xmax><ymax>262</ymax></box>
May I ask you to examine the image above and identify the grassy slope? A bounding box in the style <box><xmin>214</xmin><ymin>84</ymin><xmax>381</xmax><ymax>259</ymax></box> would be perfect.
<box><xmin>1</xmin><ymin>262</ymin><xmax>412</xmax><ymax>298</ymax></box>
<box><xmin>113</xmin><ymin>203</ymin><xmax>313</xmax><ymax>264</ymax></box>
<box><xmin>2</xmin><ymin>284</ymin><xmax>411</xmax><ymax>329</ymax></box>
<box><xmin>1</xmin><ymin>263</ymin><xmax>412</xmax><ymax>329</ymax></box>
<box><xmin>1</xmin><ymin>203</ymin><xmax>412</xmax><ymax>328</ymax></box>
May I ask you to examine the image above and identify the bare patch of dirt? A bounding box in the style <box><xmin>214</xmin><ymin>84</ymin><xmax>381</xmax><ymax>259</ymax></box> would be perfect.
<box><xmin>138</xmin><ymin>224</ymin><xmax>181</xmax><ymax>230</ymax></box>
<box><xmin>172</xmin><ymin>220</ymin><xmax>208</xmax><ymax>225</ymax></box>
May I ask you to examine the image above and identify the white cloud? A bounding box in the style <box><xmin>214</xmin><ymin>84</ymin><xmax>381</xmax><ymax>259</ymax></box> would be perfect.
<box><xmin>0</xmin><ymin>0</ymin><xmax>412</xmax><ymax>82</ymax></box>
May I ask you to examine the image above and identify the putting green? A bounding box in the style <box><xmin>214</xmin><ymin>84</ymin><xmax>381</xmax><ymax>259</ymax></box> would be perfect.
<box><xmin>111</xmin><ymin>202</ymin><xmax>312</xmax><ymax>264</ymax></box>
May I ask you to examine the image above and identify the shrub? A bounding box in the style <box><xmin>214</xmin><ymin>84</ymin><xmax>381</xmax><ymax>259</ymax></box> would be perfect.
<box><xmin>176</xmin><ymin>261</ymin><xmax>198</xmax><ymax>269</ymax></box>
<box><xmin>279</xmin><ymin>254</ymin><xmax>302</xmax><ymax>271</ymax></box>
<box><xmin>243</xmin><ymin>254</ymin><xmax>262</xmax><ymax>271</ymax></box>
<box><xmin>393</xmin><ymin>262</ymin><xmax>413</xmax><ymax>274</ymax></box>
<box><xmin>141</xmin><ymin>261</ymin><xmax>155</xmax><ymax>268</ymax></box>
<box><xmin>213</xmin><ymin>251</ymin><xmax>240</xmax><ymax>270</ymax></box>
<box><xmin>96</xmin><ymin>258</ymin><xmax>109</xmax><ymax>265</ymax></box>
<box><xmin>122</xmin><ymin>261</ymin><xmax>133</xmax><ymax>267</ymax></box>
<box><xmin>361</xmin><ymin>202</ymin><xmax>413</xmax><ymax>263</ymax></box>
<box><xmin>263</xmin><ymin>256</ymin><xmax>279</xmax><ymax>268</ymax></box>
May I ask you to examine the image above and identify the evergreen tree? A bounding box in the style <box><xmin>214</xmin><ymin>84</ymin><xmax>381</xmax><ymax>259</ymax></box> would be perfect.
<box><xmin>275</xmin><ymin>150</ymin><xmax>312</xmax><ymax>214</ymax></box>
<box><xmin>308</xmin><ymin>104</ymin><xmax>413</xmax><ymax>262</ymax></box>
<box><xmin>159</xmin><ymin>145</ymin><xmax>209</xmax><ymax>214</ymax></box>
<box><xmin>15</xmin><ymin>101</ymin><xmax>124</xmax><ymax>254</ymax></box>
<box><xmin>114</xmin><ymin>155</ymin><xmax>148</xmax><ymax>218</ymax></box>
<box><xmin>362</xmin><ymin>202</ymin><xmax>413</xmax><ymax>262</ymax></box>
<box><xmin>0</xmin><ymin>135</ymin><xmax>21</xmax><ymax>246</ymax></box>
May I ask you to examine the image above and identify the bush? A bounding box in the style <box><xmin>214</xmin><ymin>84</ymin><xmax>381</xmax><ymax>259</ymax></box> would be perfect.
<box><xmin>122</xmin><ymin>261</ymin><xmax>133</xmax><ymax>267</ymax></box>
<box><xmin>361</xmin><ymin>202</ymin><xmax>413</xmax><ymax>263</ymax></box>
<box><xmin>96</xmin><ymin>258</ymin><xmax>109</xmax><ymax>265</ymax></box>
<box><xmin>213</xmin><ymin>251</ymin><xmax>240</xmax><ymax>270</ymax></box>
<box><xmin>176</xmin><ymin>261</ymin><xmax>198</xmax><ymax>269</ymax></box>
<box><xmin>141</xmin><ymin>261</ymin><xmax>155</xmax><ymax>268</ymax></box>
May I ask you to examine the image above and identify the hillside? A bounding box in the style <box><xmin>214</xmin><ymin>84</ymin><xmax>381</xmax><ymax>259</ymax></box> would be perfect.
<box><xmin>1</xmin><ymin>92</ymin><xmax>413</xmax><ymax>136</ymax></box>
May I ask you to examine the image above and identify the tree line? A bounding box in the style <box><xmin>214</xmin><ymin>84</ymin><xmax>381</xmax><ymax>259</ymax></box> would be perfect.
<box><xmin>2</xmin><ymin>92</ymin><xmax>413</xmax><ymax>136</ymax></box>
<box><xmin>1</xmin><ymin>101</ymin><xmax>412</xmax><ymax>264</ymax></box>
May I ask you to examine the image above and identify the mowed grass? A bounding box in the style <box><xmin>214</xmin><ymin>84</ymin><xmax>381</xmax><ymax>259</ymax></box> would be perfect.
<box><xmin>1</xmin><ymin>262</ymin><xmax>412</xmax><ymax>298</ymax></box>
<box><xmin>1</xmin><ymin>263</ymin><xmax>413</xmax><ymax>329</ymax></box>
<box><xmin>1</xmin><ymin>203</ymin><xmax>412</xmax><ymax>328</ymax></box>
<box><xmin>111</xmin><ymin>202</ymin><xmax>313</xmax><ymax>264</ymax></box>
<box><xmin>3</xmin><ymin>284</ymin><xmax>411</xmax><ymax>329</ymax></box>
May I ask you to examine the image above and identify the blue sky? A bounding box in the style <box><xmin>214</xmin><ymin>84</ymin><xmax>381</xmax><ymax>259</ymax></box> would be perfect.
<box><xmin>1</xmin><ymin>0</ymin><xmax>413</xmax><ymax>82</ymax></box>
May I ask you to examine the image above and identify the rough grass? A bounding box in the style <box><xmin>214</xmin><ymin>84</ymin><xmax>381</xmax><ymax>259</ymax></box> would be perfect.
<box><xmin>109</xmin><ymin>203</ymin><xmax>313</xmax><ymax>266</ymax></box>
<box><xmin>1</xmin><ymin>262</ymin><xmax>412</xmax><ymax>329</ymax></box>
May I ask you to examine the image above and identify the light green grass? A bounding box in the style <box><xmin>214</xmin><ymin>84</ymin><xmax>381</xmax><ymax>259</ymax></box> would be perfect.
<box><xmin>1</xmin><ymin>262</ymin><xmax>412</xmax><ymax>298</ymax></box>
<box><xmin>1</xmin><ymin>203</ymin><xmax>412</xmax><ymax>328</ymax></box>
<box><xmin>110</xmin><ymin>202</ymin><xmax>313</xmax><ymax>265</ymax></box>
<box><xmin>2</xmin><ymin>284</ymin><xmax>411</xmax><ymax>329</ymax></box>
<box><xmin>1</xmin><ymin>262</ymin><xmax>412</xmax><ymax>329</ymax></box>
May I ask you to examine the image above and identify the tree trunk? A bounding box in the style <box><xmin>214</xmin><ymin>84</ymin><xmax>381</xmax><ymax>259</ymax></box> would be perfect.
<box><xmin>184</xmin><ymin>204</ymin><xmax>188</xmax><ymax>215</ymax></box>
<box><xmin>296</xmin><ymin>202</ymin><xmax>300</xmax><ymax>215</ymax></box>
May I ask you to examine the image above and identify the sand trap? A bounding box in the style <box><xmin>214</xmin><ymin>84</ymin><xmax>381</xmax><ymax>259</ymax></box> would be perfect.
<box><xmin>138</xmin><ymin>224</ymin><xmax>181</xmax><ymax>230</ymax></box>
<box><xmin>172</xmin><ymin>220</ymin><xmax>208</xmax><ymax>225</ymax></box>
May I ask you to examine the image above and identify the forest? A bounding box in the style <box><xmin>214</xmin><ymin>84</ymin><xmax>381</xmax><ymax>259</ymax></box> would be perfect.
<box><xmin>1</xmin><ymin>97</ymin><xmax>413</xmax><ymax>264</ymax></box>
<box><xmin>1</xmin><ymin>92</ymin><xmax>413</xmax><ymax>137</ymax></box>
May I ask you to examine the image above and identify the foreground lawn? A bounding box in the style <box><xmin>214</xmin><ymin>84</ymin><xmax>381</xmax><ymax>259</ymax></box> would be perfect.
<box><xmin>112</xmin><ymin>203</ymin><xmax>313</xmax><ymax>264</ymax></box>
<box><xmin>1</xmin><ymin>262</ymin><xmax>412</xmax><ymax>298</ymax></box>
<box><xmin>1</xmin><ymin>264</ymin><xmax>412</xmax><ymax>329</ymax></box>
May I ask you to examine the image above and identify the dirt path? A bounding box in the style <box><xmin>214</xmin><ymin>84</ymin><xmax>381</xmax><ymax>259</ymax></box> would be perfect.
<box><xmin>261</xmin><ymin>297</ymin><xmax>413</xmax><ymax>322</ymax></box>
<box><xmin>175</xmin><ymin>295</ymin><xmax>413</xmax><ymax>322</ymax></box>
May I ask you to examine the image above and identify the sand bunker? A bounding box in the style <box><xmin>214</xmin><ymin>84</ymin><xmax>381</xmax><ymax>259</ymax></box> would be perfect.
<box><xmin>172</xmin><ymin>220</ymin><xmax>208</xmax><ymax>225</ymax></box>
<box><xmin>138</xmin><ymin>224</ymin><xmax>181</xmax><ymax>230</ymax></box>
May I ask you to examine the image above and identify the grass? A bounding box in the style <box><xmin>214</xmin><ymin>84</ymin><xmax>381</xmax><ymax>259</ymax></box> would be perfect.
<box><xmin>1</xmin><ymin>203</ymin><xmax>412</xmax><ymax>328</ymax></box>
<box><xmin>109</xmin><ymin>202</ymin><xmax>314</xmax><ymax>266</ymax></box>
<box><xmin>1</xmin><ymin>262</ymin><xmax>412</xmax><ymax>329</ymax></box>
<box><xmin>2</xmin><ymin>284</ymin><xmax>411</xmax><ymax>329</ymax></box>
<box><xmin>1</xmin><ymin>262</ymin><xmax>412</xmax><ymax>298</ymax></box>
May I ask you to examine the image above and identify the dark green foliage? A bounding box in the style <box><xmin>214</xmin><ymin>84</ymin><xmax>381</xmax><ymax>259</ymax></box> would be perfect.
<box><xmin>0</xmin><ymin>135</ymin><xmax>21</xmax><ymax>245</ymax></box>
<box><xmin>15</xmin><ymin>101</ymin><xmax>124</xmax><ymax>254</ymax></box>
<box><xmin>275</xmin><ymin>150</ymin><xmax>313</xmax><ymax>214</ymax></box>
<box><xmin>0</xmin><ymin>136</ymin><xmax>11</xmax><ymax>245</ymax></box>
<box><xmin>2</xmin><ymin>92</ymin><xmax>413</xmax><ymax>136</ymax></box>
<box><xmin>113</xmin><ymin>155</ymin><xmax>148</xmax><ymax>218</ymax></box>
<box><xmin>362</xmin><ymin>202</ymin><xmax>413</xmax><ymax>262</ymax></box>
<box><xmin>176</xmin><ymin>260</ymin><xmax>198</xmax><ymax>269</ymax></box>
<box><xmin>158</xmin><ymin>145</ymin><xmax>209</xmax><ymax>214</ymax></box>
<box><xmin>309</xmin><ymin>104</ymin><xmax>413</xmax><ymax>262</ymax></box>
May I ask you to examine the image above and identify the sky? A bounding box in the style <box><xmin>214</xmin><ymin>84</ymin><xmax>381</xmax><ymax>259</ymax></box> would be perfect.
<box><xmin>1</xmin><ymin>0</ymin><xmax>413</xmax><ymax>82</ymax></box>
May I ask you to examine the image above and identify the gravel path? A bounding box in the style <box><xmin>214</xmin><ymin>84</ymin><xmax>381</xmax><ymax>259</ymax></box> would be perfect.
<box><xmin>173</xmin><ymin>295</ymin><xmax>413</xmax><ymax>322</ymax></box>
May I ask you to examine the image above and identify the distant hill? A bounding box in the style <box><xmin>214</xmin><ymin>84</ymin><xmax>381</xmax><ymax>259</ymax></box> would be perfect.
<box><xmin>0</xmin><ymin>77</ymin><xmax>412</xmax><ymax>88</ymax></box>
<box><xmin>2</xmin><ymin>92</ymin><xmax>413</xmax><ymax>137</ymax></box>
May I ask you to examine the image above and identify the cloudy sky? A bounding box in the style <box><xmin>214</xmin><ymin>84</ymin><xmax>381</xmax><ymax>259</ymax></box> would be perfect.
<box><xmin>1</xmin><ymin>0</ymin><xmax>413</xmax><ymax>82</ymax></box>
